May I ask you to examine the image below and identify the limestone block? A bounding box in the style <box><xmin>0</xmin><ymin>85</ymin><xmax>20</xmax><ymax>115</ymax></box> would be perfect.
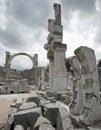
<box><xmin>57</xmin><ymin>107</ymin><xmax>74</xmax><ymax>130</ymax></box>
<box><xmin>75</xmin><ymin>46</ymin><xmax>101</xmax><ymax>125</ymax></box>
<box><xmin>53</xmin><ymin>46</ymin><xmax>67</xmax><ymax>92</ymax></box>
<box><xmin>49</xmin><ymin>58</ymin><xmax>54</xmax><ymax>92</ymax></box>
<box><xmin>8</xmin><ymin>108</ymin><xmax>17</xmax><ymax>118</ymax></box>
<box><xmin>26</xmin><ymin>96</ymin><xmax>41</xmax><ymax>107</ymax></box>
<box><xmin>53</xmin><ymin>25</ymin><xmax>63</xmax><ymax>35</ymax></box>
<box><xmin>39</xmin><ymin>99</ymin><xmax>50</xmax><ymax>115</ymax></box>
<box><xmin>53</xmin><ymin>3</ymin><xmax>61</xmax><ymax>25</ymax></box>
<box><xmin>48</xmin><ymin>19</ymin><xmax>55</xmax><ymax>32</ymax></box>
<box><xmin>34</xmin><ymin>116</ymin><xmax>51</xmax><ymax>126</ymax></box>
<box><xmin>47</xmin><ymin>48</ymin><xmax>54</xmax><ymax>59</ymax></box>
<box><xmin>5</xmin><ymin>115</ymin><xmax>14</xmax><ymax>130</ymax></box>
<box><xmin>47</xmin><ymin>91</ymin><xmax>60</xmax><ymax>100</ymax></box>
<box><xmin>14</xmin><ymin>125</ymin><xmax>24</xmax><ymax>130</ymax></box>
<box><xmin>43</xmin><ymin>103</ymin><xmax>59</xmax><ymax>127</ymax></box>
<box><xmin>50</xmin><ymin>97</ymin><xmax>56</xmax><ymax>103</ymax></box>
<box><xmin>38</xmin><ymin>124</ymin><xmax>55</xmax><ymax>130</ymax></box>
<box><xmin>19</xmin><ymin>102</ymin><xmax>37</xmax><ymax>111</ymax></box>
<box><xmin>47</xmin><ymin>32</ymin><xmax>62</xmax><ymax>44</ymax></box>
<box><xmin>14</xmin><ymin>108</ymin><xmax>42</xmax><ymax>129</ymax></box>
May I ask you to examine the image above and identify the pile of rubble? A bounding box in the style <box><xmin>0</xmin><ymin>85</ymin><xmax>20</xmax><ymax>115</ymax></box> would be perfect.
<box><xmin>5</xmin><ymin>95</ymin><xmax>74</xmax><ymax>130</ymax></box>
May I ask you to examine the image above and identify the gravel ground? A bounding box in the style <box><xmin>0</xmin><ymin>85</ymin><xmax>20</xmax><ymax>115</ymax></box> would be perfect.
<box><xmin>0</xmin><ymin>91</ymin><xmax>37</xmax><ymax>123</ymax></box>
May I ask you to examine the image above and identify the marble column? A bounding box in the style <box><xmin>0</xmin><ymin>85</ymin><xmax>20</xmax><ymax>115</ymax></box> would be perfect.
<box><xmin>49</xmin><ymin>58</ymin><xmax>54</xmax><ymax>92</ymax></box>
<box><xmin>53</xmin><ymin>45</ymin><xmax>67</xmax><ymax>92</ymax></box>
<box><xmin>41</xmin><ymin>68</ymin><xmax>45</xmax><ymax>90</ymax></box>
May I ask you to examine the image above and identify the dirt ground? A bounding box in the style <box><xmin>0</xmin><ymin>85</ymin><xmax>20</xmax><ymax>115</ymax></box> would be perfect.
<box><xmin>0</xmin><ymin>91</ymin><xmax>37</xmax><ymax>124</ymax></box>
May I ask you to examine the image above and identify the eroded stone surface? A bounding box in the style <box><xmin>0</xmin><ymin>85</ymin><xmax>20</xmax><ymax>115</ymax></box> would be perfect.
<box><xmin>44</xmin><ymin>103</ymin><xmax>59</xmax><ymax>127</ymax></box>
<box><xmin>26</xmin><ymin>96</ymin><xmax>41</xmax><ymax>106</ymax></box>
<box><xmin>75</xmin><ymin>46</ymin><xmax>101</xmax><ymax>125</ymax></box>
<box><xmin>19</xmin><ymin>102</ymin><xmax>37</xmax><ymax>111</ymax></box>
<box><xmin>57</xmin><ymin>107</ymin><xmax>73</xmax><ymax>130</ymax></box>
<box><xmin>14</xmin><ymin>108</ymin><xmax>42</xmax><ymax>129</ymax></box>
<box><xmin>14</xmin><ymin>125</ymin><xmax>24</xmax><ymax>130</ymax></box>
<box><xmin>66</xmin><ymin>56</ymin><xmax>83</xmax><ymax>115</ymax></box>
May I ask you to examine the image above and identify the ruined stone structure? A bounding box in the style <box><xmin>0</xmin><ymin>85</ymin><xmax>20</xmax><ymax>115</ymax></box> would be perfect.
<box><xmin>5</xmin><ymin>52</ymin><xmax>38</xmax><ymax>81</ymax></box>
<box><xmin>64</xmin><ymin>46</ymin><xmax>101</xmax><ymax>125</ymax></box>
<box><xmin>66</xmin><ymin>56</ymin><xmax>83</xmax><ymax>115</ymax></box>
<box><xmin>0</xmin><ymin>79</ymin><xmax>29</xmax><ymax>94</ymax></box>
<box><xmin>37</xmin><ymin>67</ymin><xmax>49</xmax><ymax>91</ymax></box>
<box><xmin>44</xmin><ymin>3</ymin><xmax>67</xmax><ymax>93</ymax></box>
<box><xmin>98</xmin><ymin>59</ymin><xmax>101</xmax><ymax>91</ymax></box>
<box><xmin>74</xmin><ymin>46</ymin><xmax>101</xmax><ymax>125</ymax></box>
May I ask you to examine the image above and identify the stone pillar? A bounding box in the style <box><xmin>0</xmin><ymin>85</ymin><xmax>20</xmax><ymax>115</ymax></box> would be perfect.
<box><xmin>34</xmin><ymin>54</ymin><xmax>38</xmax><ymax>66</ymax></box>
<box><xmin>44</xmin><ymin>3</ymin><xmax>66</xmax><ymax>93</ymax></box>
<box><xmin>75</xmin><ymin>46</ymin><xmax>101</xmax><ymax>125</ymax></box>
<box><xmin>34</xmin><ymin>54</ymin><xmax>38</xmax><ymax>87</ymax></box>
<box><xmin>49</xmin><ymin>58</ymin><xmax>54</xmax><ymax>92</ymax></box>
<box><xmin>5</xmin><ymin>51</ymin><xmax>10</xmax><ymax>80</ymax></box>
<box><xmin>41</xmin><ymin>67</ymin><xmax>45</xmax><ymax>90</ymax></box>
<box><xmin>66</xmin><ymin>56</ymin><xmax>83</xmax><ymax>115</ymax></box>
<box><xmin>53</xmin><ymin>45</ymin><xmax>67</xmax><ymax>92</ymax></box>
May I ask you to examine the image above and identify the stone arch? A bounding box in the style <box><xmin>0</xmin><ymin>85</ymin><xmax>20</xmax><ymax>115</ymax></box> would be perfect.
<box><xmin>9</xmin><ymin>52</ymin><xmax>36</xmax><ymax>68</ymax></box>
<box><xmin>5</xmin><ymin>52</ymin><xmax>38</xmax><ymax>80</ymax></box>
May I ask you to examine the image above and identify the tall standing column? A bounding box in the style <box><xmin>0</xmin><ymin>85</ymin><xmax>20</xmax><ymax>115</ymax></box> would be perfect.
<box><xmin>49</xmin><ymin>58</ymin><xmax>54</xmax><ymax>92</ymax></box>
<box><xmin>5</xmin><ymin>51</ymin><xmax>10</xmax><ymax>80</ymax></box>
<box><xmin>53</xmin><ymin>46</ymin><xmax>67</xmax><ymax>92</ymax></box>
<box><xmin>41</xmin><ymin>67</ymin><xmax>45</xmax><ymax>90</ymax></box>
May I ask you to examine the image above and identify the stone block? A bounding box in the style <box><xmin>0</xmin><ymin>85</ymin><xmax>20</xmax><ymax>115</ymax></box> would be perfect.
<box><xmin>14</xmin><ymin>125</ymin><xmax>24</xmax><ymax>130</ymax></box>
<box><xmin>5</xmin><ymin>115</ymin><xmax>14</xmax><ymax>130</ymax></box>
<box><xmin>8</xmin><ymin>108</ymin><xmax>17</xmax><ymax>118</ymax></box>
<box><xmin>14</xmin><ymin>108</ymin><xmax>42</xmax><ymax>130</ymax></box>
<box><xmin>56</xmin><ymin>107</ymin><xmax>73</xmax><ymax>130</ymax></box>
<box><xmin>34</xmin><ymin>116</ymin><xmax>55</xmax><ymax>130</ymax></box>
<box><xmin>43</xmin><ymin>103</ymin><xmax>59</xmax><ymax>127</ymax></box>
<box><xmin>39</xmin><ymin>99</ymin><xmax>50</xmax><ymax>116</ymax></box>
<box><xmin>19</xmin><ymin>102</ymin><xmax>37</xmax><ymax>111</ymax></box>
<box><xmin>39</xmin><ymin>99</ymin><xmax>50</xmax><ymax>107</ymax></box>
<box><xmin>26</xmin><ymin>96</ymin><xmax>41</xmax><ymax>106</ymax></box>
<box><xmin>38</xmin><ymin>124</ymin><xmax>55</xmax><ymax>130</ymax></box>
<box><xmin>50</xmin><ymin>97</ymin><xmax>56</xmax><ymax>103</ymax></box>
<box><xmin>47</xmin><ymin>91</ymin><xmax>59</xmax><ymax>100</ymax></box>
<box><xmin>34</xmin><ymin>116</ymin><xmax>51</xmax><ymax>126</ymax></box>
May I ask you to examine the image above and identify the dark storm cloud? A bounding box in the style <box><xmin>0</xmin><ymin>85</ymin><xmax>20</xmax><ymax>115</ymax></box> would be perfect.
<box><xmin>57</xmin><ymin>0</ymin><xmax>97</xmax><ymax>31</ymax></box>
<box><xmin>0</xmin><ymin>19</ymin><xmax>24</xmax><ymax>49</ymax></box>
<box><xmin>7</xmin><ymin>0</ymin><xmax>50</xmax><ymax>28</ymax></box>
<box><xmin>61</xmin><ymin>0</ymin><xmax>97</xmax><ymax>15</ymax></box>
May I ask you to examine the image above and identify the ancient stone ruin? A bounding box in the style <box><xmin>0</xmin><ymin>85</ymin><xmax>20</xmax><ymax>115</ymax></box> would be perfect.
<box><xmin>1</xmin><ymin>2</ymin><xmax>101</xmax><ymax>130</ymax></box>
<box><xmin>44</xmin><ymin>3</ymin><xmax>67</xmax><ymax>93</ymax></box>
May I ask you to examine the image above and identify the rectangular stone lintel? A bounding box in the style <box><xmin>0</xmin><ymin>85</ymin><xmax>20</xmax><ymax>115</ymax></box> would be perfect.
<box><xmin>52</xmin><ymin>42</ymin><xmax>67</xmax><ymax>51</ymax></box>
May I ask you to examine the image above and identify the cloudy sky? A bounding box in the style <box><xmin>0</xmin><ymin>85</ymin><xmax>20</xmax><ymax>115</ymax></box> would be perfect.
<box><xmin>0</xmin><ymin>0</ymin><xmax>101</xmax><ymax>70</ymax></box>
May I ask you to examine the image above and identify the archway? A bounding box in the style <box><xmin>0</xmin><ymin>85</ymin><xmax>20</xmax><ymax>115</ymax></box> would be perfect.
<box><xmin>4</xmin><ymin>52</ymin><xmax>38</xmax><ymax>83</ymax></box>
<box><xmin>11</xmin><ymin>55</ymin><xmax>33</xmax><ymax>70</ymax></box>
